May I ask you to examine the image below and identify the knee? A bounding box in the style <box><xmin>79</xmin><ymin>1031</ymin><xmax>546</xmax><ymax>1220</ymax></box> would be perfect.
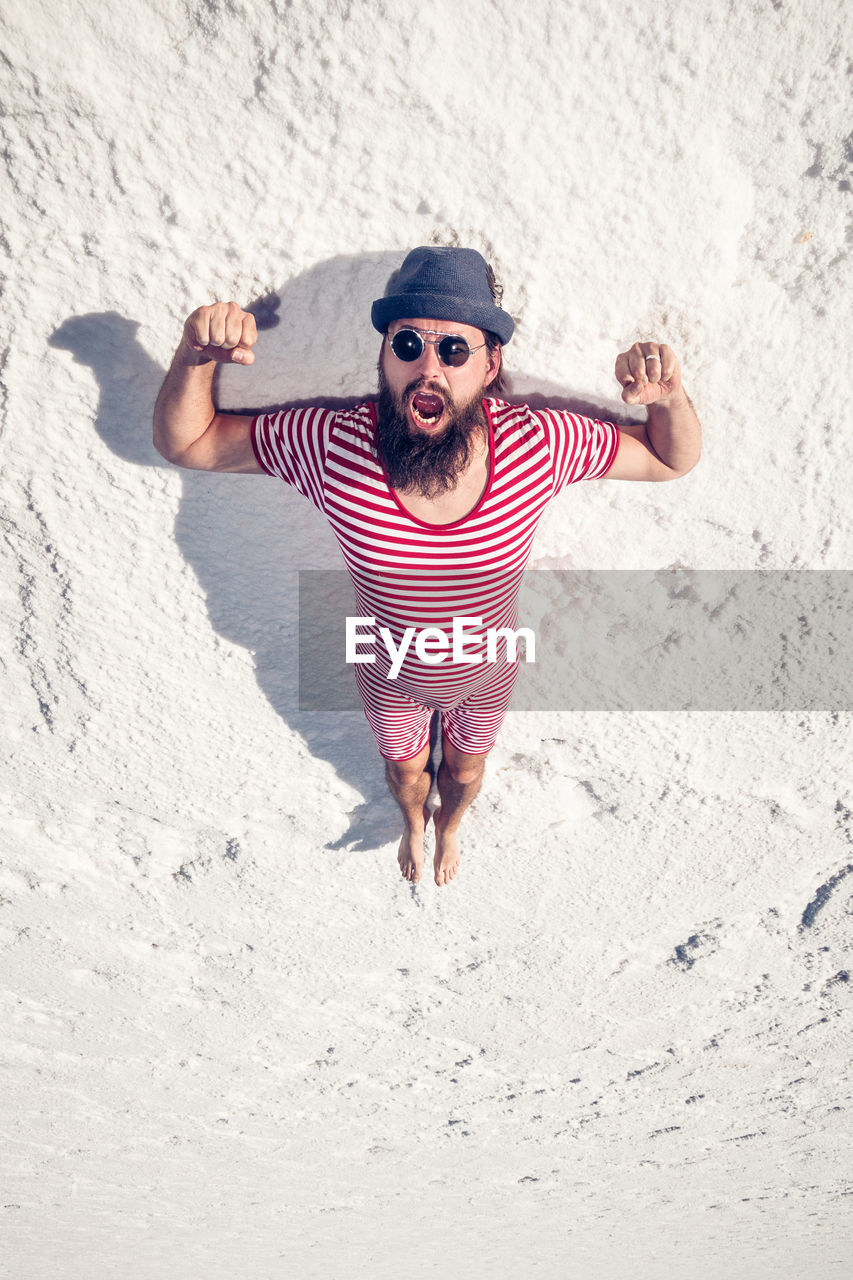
<box><xmin>385</xmin><ymin>758</ymin><xmax>426</xmax><ymax>788</ymax></box>
<box><xmin>443</xmin><ymin>757</ymin><xmax>485</xmax><ymax>787</ymax></box>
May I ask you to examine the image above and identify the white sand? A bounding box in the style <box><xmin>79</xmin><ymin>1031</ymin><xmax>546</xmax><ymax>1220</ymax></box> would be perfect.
<box><xmin>2</xmin><ymin>1</ymin><xmax>852</xmax><ymax>1276</ymax></box>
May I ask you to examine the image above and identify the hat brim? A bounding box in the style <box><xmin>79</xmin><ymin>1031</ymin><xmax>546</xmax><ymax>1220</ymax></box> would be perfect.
<box><xmin>371</xmin><ymin>293</ymin><xmax>514</xmax><ymax>345</ymax></box>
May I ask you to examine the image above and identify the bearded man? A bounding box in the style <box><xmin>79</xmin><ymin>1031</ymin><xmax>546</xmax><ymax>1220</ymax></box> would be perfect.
<box><xmin>153</xmin><ymin>246</ymin><xmax>701</xmax><ymax>886</ymax></box>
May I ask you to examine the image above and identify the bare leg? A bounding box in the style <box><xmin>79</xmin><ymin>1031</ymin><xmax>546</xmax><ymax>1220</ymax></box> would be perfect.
<box><xmin>432</xmin><ymin>738</ymin><xmax>488</xmax><ymax>886</ymax></box>
<box><xmin>385</xmin><ymin>742</ymin><xmax>433</xmax><ymax>883</ymax></box>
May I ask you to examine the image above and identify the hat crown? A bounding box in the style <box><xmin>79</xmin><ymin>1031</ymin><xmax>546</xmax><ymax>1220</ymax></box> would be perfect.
<box><xmin>371</xmin><ymin>245</ymin><xmax>514</xmax><ymax>344</ymax></box>
<box><xmin>397</xmin><ymin>246</ymin><xmax>491</xmax><ymax>300</ymax></box>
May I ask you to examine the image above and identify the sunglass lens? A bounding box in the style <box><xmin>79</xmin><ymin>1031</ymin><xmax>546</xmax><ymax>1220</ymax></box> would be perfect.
<box><xmin>390</xmin><ymin>330</ymin><xmax>423</xmax><ymax>362</ymax></box>
<box><xmin>389</xmin><ymin>329</ymin><xmax>472</xmax><ymax>366</ymax></box>
<box><xmin>437</xmin><ymin>336</ymin><xmax>471</xmax><ymax>366</ymax></box>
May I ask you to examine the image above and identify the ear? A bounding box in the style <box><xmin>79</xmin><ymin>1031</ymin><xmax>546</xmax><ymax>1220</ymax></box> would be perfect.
<box><xmin>483</xmin><ymin>341</ymin><xmax>501</xmax><ymax>387</ymax></box>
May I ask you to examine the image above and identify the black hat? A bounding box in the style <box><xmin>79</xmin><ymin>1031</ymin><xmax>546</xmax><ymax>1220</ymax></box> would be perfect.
<box><xmin>371</xmin><ymin>246</ymin><xmax>514</xmax><ymax>344</ymax></box>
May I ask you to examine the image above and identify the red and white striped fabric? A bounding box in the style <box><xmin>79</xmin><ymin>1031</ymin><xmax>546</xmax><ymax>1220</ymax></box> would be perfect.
<box><xmin>252</xmin><ymin>399</ymin><xmax>620</xmax><ymax>757</ymax></box>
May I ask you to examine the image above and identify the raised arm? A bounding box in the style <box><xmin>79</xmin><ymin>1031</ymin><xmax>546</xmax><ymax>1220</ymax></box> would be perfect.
<box><xmin>153</xmin><ymin>301</ymin><xmax>263</xmax><ymax>472</ymax></box>
<box><xmin>603</xmin><ymin>342</ymin><xmax>702</xmax><ymax>481</ymax></box>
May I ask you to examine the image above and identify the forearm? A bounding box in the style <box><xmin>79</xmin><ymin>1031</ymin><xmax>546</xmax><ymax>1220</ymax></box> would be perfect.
<box><xmin>645</xmin><ymin>389</ymin><xmax>702</xmax><ymax>478</ymax></box>
<box><xmin>152</xmin><ymin>342</ymin><xmax>218</xmax><ymax>463</ymax></box>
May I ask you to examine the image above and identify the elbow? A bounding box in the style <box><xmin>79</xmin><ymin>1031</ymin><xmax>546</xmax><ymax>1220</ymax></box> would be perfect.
<box><xmin>666</xmin><ymin>447</ymin><xmax>702</xmax><ymax>481</ymax></box>
<box><xmin>153</xmin><ymin>435</ymin><xmax>172</xmax><ymax>464</ymax></box>
<box><xmin>152</xmin><ymin>416</ymin><xmax>171</xmax><ymax>462</ymax></box>
<box><xmin>152</xmin><ymin>420</ymin><xmax>189</xmax><ymax>467</ymax></box>
<box><xmin>683</xmin><ymin>446</ymin><xmax>702</xmax><ymax>477</ymax></box>
<box><xmin>153</xmin><ymin>437</ymin><xmax>180</xmax><ymax>466</ymax></box>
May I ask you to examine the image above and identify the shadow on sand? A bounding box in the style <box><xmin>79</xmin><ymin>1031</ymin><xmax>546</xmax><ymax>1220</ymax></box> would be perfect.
<box><xmin>49</xmin><ymin>252</ymin><xmax>637</xmax><ymax>851</ymax></box>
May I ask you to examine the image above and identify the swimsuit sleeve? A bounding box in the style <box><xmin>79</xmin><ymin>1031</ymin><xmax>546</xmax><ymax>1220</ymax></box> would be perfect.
<box><xmin>251</xmin><ymin>406</ymin><xmax>336</xmax><ymax>513</ymax></box>
<box><xmin>533</xmin><ymin>407</ymin><xmax>620</xmax><ymax>495</ymax></box>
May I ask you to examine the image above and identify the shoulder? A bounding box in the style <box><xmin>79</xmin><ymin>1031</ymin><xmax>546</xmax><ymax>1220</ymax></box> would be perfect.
<box><xmin>485</xmin><ymin>399</ymin><xmax>605</xmax><ymax>455</ymax></box>
<box><xmin>253</xmin><ymin>402</ymin><xmax>376</xmax><ymax>478</ymax></box>
<box><xmin>485</xmin><ymin>397</ymin><xmax>594</xmax><ymax>430</ymax></box>
<box><xmin>254</xmin><ymin>400</ymin><xmax>377</xmax><ymax>451</ymax></box>
<box><xmin>331</xmin><ymin>400</ymin><xmax>377</xmax><ymax>434</ymax></box>
<box><xmin>487</xmin><ymin>398</ymin><xmax>618</xmax><ymax>443</ymax></box>
<box><xmin>256</xmin><ymin>400</ymin><xmax>375</xmax><ymax>439</ymax></box>
<box><xmin>485</xmin><ymin>400</ymin><xmax>619</xmax><ymax>486</ymax></box>
<box><xmin>324</xmin><ymin>401</ymin><xmax>380</xmax><ymax>462</ymax></box>
<box><xmin>484</xmin><ymin>397</ymin><xmax>544</xmax><ymax>440</ymax></box>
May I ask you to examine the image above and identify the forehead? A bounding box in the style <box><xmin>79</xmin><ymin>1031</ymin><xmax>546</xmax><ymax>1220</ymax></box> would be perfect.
<box><xmin>387</xmin><ymin>316</ymin><xmax>485</xmax><ymax>342</ymax></box>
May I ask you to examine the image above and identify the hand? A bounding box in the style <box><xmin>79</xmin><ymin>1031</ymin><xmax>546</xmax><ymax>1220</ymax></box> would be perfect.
<box><xmin>615</xmin><ymin>342</ymin><xmax>682</xmax><ymax>406</ymax></box>
<box><xmin>181</xmin><ymin>301</ymin><xmax>258</xmax><ymax>365</ymax></box>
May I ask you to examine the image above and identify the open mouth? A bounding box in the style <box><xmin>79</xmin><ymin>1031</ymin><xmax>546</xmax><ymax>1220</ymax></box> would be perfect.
<box><xmin>409</xmin><ymin>390</ymin><xmax>446</xmax><ymax>429</ymax></box>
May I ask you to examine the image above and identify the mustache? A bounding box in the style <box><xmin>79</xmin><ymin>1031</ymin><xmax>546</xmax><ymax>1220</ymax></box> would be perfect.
<box><xmin>403</xmin><ymin>376</ymin><xmax>448</xmax><ymax>399</ymax></box>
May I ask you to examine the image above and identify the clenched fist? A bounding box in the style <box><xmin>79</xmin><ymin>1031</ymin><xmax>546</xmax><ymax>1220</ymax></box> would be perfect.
<box><xmin>615</xmin><ymin>342</ymin><xmax>682</xmax><ymax>406</ymax></box>
<box><xmin>181</xmin><ymin>301</ymin><xmax>258</xmax><ymax>365</ymax></box>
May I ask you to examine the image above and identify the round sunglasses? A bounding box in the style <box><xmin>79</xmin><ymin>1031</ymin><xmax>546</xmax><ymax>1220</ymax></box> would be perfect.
<box><xmin>386</xmin><ymin>327</ymin><xmax>486</xmax><ymax>368</ymax></box>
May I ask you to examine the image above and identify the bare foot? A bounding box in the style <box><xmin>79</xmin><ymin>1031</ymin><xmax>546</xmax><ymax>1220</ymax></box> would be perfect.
<box><xmin>433</xmin><ymin>825</ymin><xmax>460</xmax><ymax>886</ymax></box>
<box><xmin>397</xmin><ymin>825</ymin><xmax>426</xmax><ymax>883</ymax></box>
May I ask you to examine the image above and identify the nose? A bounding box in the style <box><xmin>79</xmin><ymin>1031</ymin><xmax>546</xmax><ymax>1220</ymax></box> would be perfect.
<box><xmin>415</xmin><ymin>338</ymin><xmax>443</xmax><ymax>378</ymax></box>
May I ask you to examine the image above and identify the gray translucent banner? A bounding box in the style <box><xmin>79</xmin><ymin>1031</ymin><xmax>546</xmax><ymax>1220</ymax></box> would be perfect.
<box><xmin>298</xmin><ymin>570</ymin><xmax>853</xmax><ymax>711</ymax></box>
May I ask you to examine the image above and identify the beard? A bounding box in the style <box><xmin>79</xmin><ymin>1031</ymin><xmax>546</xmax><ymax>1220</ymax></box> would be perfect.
<box><xmin>375</xmin><ymin>363</ymin><xmax>489</xmax><ymax>499</ymax></box>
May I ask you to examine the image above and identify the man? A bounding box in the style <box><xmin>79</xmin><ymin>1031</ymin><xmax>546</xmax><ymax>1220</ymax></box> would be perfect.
<box><xmin>153</xmin><ymin>246</ymin><xmax>701</xmax><ymax>887</ymax></box>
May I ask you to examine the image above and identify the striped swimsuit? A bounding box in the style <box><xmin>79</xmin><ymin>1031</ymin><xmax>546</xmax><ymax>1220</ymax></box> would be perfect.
<box><xmin>252</xmin><ymin>399</ymin><xmax>619</xmax><ymax>759</ymax></box>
